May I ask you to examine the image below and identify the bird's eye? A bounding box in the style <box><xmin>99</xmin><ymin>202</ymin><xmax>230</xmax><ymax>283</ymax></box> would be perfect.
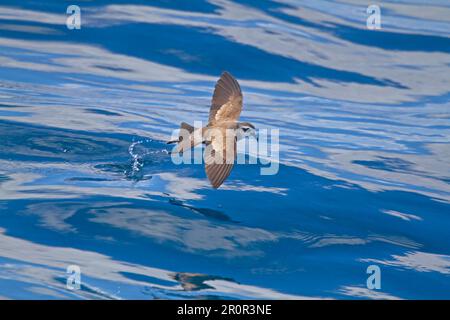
<box><xmin>243</xmin><ymin>127</ymin><xmax>249</xmax><ymax>132</ymax></box>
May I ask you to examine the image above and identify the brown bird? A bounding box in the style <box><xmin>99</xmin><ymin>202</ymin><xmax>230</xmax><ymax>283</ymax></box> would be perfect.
<box><xmin>168</xmin><ymin>72</ymin><xmax>256</xmax><ymax>188</ymax></box>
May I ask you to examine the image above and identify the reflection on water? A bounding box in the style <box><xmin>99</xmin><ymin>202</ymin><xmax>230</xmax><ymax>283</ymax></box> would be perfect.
<box><xmin>0</xmin><ymin>0</ymin><xmax>449</xmax><ymax>299</ymax></box>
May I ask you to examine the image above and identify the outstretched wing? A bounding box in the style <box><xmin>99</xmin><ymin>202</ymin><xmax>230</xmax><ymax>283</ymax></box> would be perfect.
<box><xmin>204</xmin><ymin>129</ymin><xmax>237</xmax><ymax>189</ymax></box>
<box><xmin>208</xmin><ymin>72</ymin><xmax>243</xmax><ymax>125</ymax></box>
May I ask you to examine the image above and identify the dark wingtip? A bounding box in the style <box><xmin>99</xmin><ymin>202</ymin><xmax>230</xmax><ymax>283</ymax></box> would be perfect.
<box><xmin>208</xmin><ymin>179</ymin><xmax>221</xmax><ymax>189</ymax></box>
<box><xmin>221</xmin><ymin>71</ymin><xmax>233</xmax><ymax>78</ymax></box>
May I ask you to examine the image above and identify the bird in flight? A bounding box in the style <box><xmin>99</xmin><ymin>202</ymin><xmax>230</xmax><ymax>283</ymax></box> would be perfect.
<box><xmin>168</xmin><ymin>72</ymin><xmax>257</xmax><ymax>189</ymax></box>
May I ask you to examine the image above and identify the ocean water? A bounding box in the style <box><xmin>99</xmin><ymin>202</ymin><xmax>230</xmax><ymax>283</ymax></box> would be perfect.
<box><xmin>0</xmin><ymin>0</ymin><xmax>449</xmax><ymax>299</ymax></box>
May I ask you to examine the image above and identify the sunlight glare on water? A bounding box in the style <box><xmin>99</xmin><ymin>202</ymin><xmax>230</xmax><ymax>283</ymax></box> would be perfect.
<box><xmin>0</xmin><ymin>0</ymin><xmax>449</xmax><ymax>299</ymax></box>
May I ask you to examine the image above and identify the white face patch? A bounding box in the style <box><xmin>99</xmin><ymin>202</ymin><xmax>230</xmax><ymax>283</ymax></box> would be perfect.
<box><xmin>237</xmin><ymin>126</ymin><xmax>255</xmax><ymax>140</ymax></box>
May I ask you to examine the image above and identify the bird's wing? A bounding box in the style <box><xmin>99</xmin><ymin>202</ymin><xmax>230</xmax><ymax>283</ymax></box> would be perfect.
<box><xmin>204</xmin><ymin>128</ymin><xmax>237</xmax><ymax>189</ymax></box>
<box><xmin>208</xmin><ymin>72</ymin><xmax>243</xmax><ymax>125</ymax></box>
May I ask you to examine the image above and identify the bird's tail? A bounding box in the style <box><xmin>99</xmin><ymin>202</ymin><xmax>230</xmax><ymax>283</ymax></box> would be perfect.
<box><xmin>167</xmin><ymin>122</ymin><xmax>195</xmax><ymax>144</ymax></box>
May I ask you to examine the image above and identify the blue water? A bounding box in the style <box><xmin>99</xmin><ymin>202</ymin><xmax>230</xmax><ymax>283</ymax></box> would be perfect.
<box><xmin>0</xmin><ymin>0</ymin><xmax>449</xmax><ymax>299</ymax></box>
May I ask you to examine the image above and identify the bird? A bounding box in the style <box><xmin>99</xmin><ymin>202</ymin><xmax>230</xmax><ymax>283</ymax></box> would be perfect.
<box><xmin>168</xmin><ymin>72</ymin><xmax>257</xmax><ymax>189</ymax></box>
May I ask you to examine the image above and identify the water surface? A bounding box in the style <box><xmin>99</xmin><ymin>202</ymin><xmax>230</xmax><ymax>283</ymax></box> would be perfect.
<box><xmin>0</xmin><ymin>0</ymin><xmax>449</xmax><ymax>299</ymax></box>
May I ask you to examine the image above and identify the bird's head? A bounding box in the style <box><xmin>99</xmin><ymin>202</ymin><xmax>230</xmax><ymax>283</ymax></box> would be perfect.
<box><xmin>237</xmin><ymin>122</ymin><xmax>257</xmax><ymax>140</ymax></box>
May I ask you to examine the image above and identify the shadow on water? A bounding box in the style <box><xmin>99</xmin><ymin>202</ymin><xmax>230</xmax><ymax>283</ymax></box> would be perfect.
<box><xmin>168</xmin><ymin>198</ymin><xmax>234</xmax><ymax>222</ymax></box>
<box><xmin>0</xmin><ymin>119</ymin><xmax>449</xmax><ymax>298</ymax></box>
<box><xmin>1</xmin><ymin>0</ymin><xmax>450</xmax><ymax>299</ymax></box>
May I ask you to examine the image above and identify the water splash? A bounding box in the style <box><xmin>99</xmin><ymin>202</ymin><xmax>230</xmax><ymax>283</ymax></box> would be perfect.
<box><xmin>127</xmin><ymin>139</ymin><xmax>169</xmax><ymax>181</ymax></box>
<box><xmin>128</xmin><ymin>140</ymin><xmax>145</xmax><ymax>176</ymax></box>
